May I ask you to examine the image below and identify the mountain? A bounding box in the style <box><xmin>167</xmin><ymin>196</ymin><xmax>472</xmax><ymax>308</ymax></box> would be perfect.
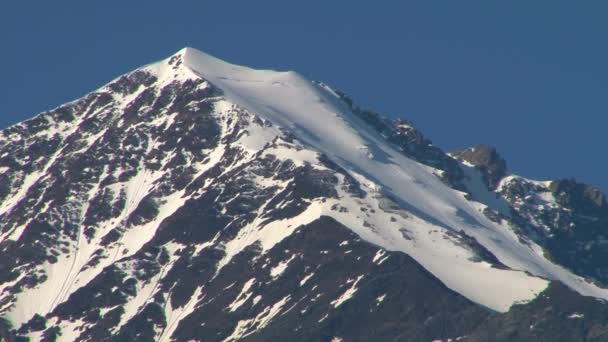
<box><xmin>1</xmin><ymin>47</ymin><xmax>608</xmax><ymax>341</ymax></box>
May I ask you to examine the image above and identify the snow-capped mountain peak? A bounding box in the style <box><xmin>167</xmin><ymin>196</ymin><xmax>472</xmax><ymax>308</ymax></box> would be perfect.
<box><xmin>2</xmin><ymin>47</ymin><xmax>608</xmax><ymax>341</ymax></box>
<box><xmin>158</xmin><ymin>48</ymin><xmax>608</xmax><ymax>310</ymax></box>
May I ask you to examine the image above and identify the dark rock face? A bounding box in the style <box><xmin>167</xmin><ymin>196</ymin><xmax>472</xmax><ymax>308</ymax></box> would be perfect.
<box><xmin>544</xmin><ymin>180</ymin><xmax>608</xmax><ymax>285</ymax></box>
<box><xmin>497</xmin><ymin>175</ymin><xmax>608</xmax><ymax>286</ymax></box>
<box><xmin>465</xmin><ymin>283</ymin><xmax>608</xmax><ymax>342</ymax></box>
<box><xmin>550</xmin><ymin>179</ymin><xmax>608</xmax><ymax>216</ymax></box>
<box><xmin>2</xmin><ymin>51</ymin><xmax>608</xmax><ymax>342</ymax></box>
<box><xmin>446</xmin><ymin>144</ymin><xmax>608</xmax><ymax>286</ymax></box>
<box><xmin>450</xmin><ymin>145</ymin><xmax>507</xmax><ymax>189</ymax></box>
<box><xmin>160</xmin><ymin>217</ymin><xmax>490</xmax><ymax>342</ymax></box>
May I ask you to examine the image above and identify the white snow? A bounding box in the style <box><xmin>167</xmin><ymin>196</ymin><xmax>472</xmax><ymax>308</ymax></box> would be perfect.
<box><xmin>330</xmin><ymin>275</ymin><xmax>364</xmax><ymax>308</ymax></box>
<box><xmin>169</xmin><ymin>47</ymin><xmax>608</xmax><ymax>312</ymax></box>
<box><xmin>372</xmin><ymin>250</ymin><xmax>386</xmax><ymax>264</ymax></box>
<box><xmin>455</xmin><ymin>161</ymin><xmax>511</xmax><ymax>215</ymax></box>
<box><xmin>228</xmin><ymin>278</ymin><xmax>256</xmax><ymax>312</ymax></box>
<box><xmin>215</xmin><ymin>200</ymin><xmax>323</xmax><ymax>276</ymax></box>
<box><xmin>0</xmin><ymin>70</ymin><xmax>229</xmax><ymax>327</ymax></box>
<box><xmin>299</xmin><ymin>273</ymin><xmax>315</xmax><ymax>286</ymax></box>
<box><xmin>113</xmin><ymin>263</ymin><xmax>168</xmax><ymax>332</ymax></box>
<box><xmin>270</xmin><ymin>254</ymin><xmax>296</xmax><ymax>279</ymax></box>
<box><xmin>252</xmin><ymin>295</ymin><xmax>262</xmax><ymax>306</ymax></box>
<box><xmin>222</xmin><ymin>295</ymin><xmax>291</xmax><ymax>342</ymax></box>
<box><xmin>55</xmin><ymin>318</ymin><xmax>87</xmax><ymax>342</ymax></box>
<box><xmin>159</xmin><ymin>286</ymin><xmax>204</xmax><ymax>342</ymax></box>
<box><xmin>375</xmin><ymin>294</ymin><xmax>386</xmax><ymax>306</ymax></box>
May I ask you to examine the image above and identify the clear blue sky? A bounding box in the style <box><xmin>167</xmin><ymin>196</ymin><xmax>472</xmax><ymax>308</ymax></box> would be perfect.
<box><xmin>1</xmin><ymin>1</ymin><xmax>606</xmax><ymax>192</ymax></box>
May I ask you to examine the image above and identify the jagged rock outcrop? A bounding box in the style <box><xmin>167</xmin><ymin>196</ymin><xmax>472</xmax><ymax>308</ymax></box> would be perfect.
<box><xmin>450</xmin><ymin>145</ymin><xmax>507</xmax><ymax>189</ymax></box>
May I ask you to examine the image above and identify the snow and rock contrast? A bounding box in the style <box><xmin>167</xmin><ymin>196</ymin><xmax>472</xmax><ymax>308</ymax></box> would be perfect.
<box><xmin>1</xmin><ymin>47</ymin><xmax>608</xmax><ymax>341</ymax></box>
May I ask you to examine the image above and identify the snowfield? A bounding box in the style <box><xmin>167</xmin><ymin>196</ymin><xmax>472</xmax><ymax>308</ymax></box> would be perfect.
<box><xmin>171</xmin><ymin>47</ymin><xmax>608</xmax><ymax>312</ymax></box>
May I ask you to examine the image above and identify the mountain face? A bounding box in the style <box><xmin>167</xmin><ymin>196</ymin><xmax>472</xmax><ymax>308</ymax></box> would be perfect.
<box><xmin>1</xmin><ymin>48</ymin><xmax>608</xmax><ymax>341</ymax></box>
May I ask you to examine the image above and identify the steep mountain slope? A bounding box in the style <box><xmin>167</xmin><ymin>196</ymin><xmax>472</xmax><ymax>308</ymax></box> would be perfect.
<box><xmin>1</xmin><ymin>47</ymin><xmax>608</xmax><ymax>341</ymax></box>
<box><xmin>453</xmin><ymin>146</ymin><xmax>608</xmax><ymax>287</ymax></box>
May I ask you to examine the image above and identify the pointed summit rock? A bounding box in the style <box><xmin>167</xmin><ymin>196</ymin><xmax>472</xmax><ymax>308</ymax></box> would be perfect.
<box><xmin>451</xmin><ymin>144</ymin><xmax>507</xmax><ymax>189</ymax></box>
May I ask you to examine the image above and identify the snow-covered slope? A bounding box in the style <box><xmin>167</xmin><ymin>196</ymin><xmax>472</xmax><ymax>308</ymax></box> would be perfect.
<box><xmin>2</xmin><ymin>47</ymin><xmax>608</xmax><ymax>341</ymax></box>
<box><xmin>173</xmin><ymin>48</ymin><xmax>608</xmax><ymax>310</ymax></box>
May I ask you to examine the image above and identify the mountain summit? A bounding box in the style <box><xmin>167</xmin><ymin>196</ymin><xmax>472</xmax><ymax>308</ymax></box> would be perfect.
<box><xmin>2</xmin><ymin>48</ymin><xmax>608</xmax><ymax>341</ymax></box>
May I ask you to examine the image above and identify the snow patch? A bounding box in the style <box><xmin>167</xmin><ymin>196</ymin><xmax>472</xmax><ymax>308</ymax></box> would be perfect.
<box><xmin>270</xmin><ymin>254</ymin><xmax>297</xmax><ymax>279</ymax></box>
<box><xmin>222</xmin><ymin>295</ymin><xmax>291</xmax><ymax>342</ymax></box>
<box><xmin>331</xmin><ymin>275</ymin><xmax>364</xmax><ymax>308</ymax></box>
<box><xmin>228</xmin><ymin>278</ymin><xmax>256</xmax><ymax>312</ymax></box>
<box><xmin>300</xmin><ymin>273</ymin><xmax>315</xmax><ymax>287</ymax></box>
